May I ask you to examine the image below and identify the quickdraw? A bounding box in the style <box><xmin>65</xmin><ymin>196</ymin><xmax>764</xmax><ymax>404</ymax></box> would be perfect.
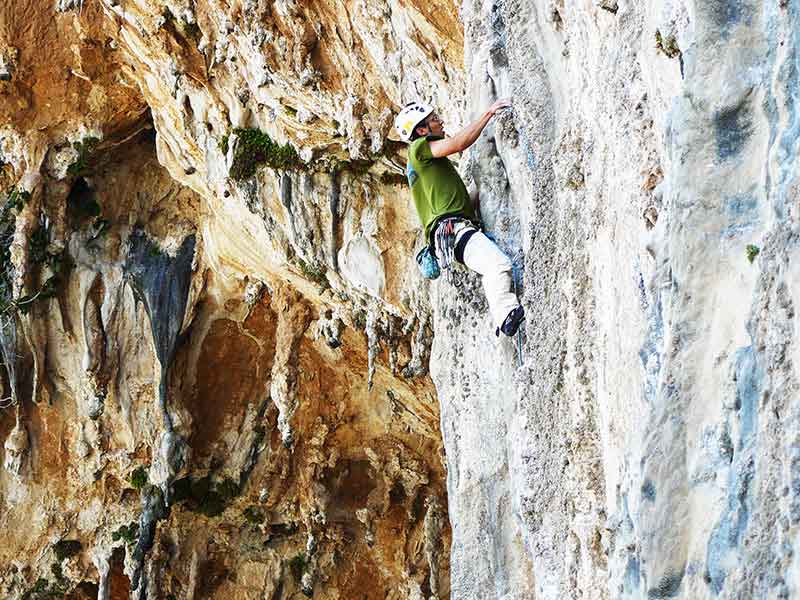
<box><xmin>434</xmin><ymin>217</ymin><xmax>470</xmax><ymax>287</ymax></box>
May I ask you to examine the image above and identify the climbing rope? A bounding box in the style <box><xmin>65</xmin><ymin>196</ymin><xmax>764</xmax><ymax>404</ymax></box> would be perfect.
<box><xmin>511</xmin><ymin>262</ymin><xmax>523</xmax><ymax>368</ymax></box>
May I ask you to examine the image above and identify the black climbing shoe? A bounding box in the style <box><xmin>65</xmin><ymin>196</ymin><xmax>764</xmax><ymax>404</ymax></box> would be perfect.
<box><xmin>498</xmin><ymin>306</ymin><xmax>525</xmax><ymax>337</ymax></box>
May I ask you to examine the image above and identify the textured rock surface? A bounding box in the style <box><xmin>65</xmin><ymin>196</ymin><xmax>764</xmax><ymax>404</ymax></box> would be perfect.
<box><xmin>438</xmin><ymin>1</ymin><xmax>800</xmax><ymax>599</ymax></box>
<box><xmin>1</xmin><ymin>0</ymin><xmax>799</xmax><ymax>599</ymax></box>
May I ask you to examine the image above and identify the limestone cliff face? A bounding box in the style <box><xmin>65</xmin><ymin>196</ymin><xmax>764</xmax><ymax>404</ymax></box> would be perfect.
<box><xmin>1</xmin><ymin>0</ymin><xmax>800</xmax><ymax>599</ymax></box>
<box><xmin>0</xmin><ymin>0</ymin><xmax>454</xmax><ymax>598</ymax></box>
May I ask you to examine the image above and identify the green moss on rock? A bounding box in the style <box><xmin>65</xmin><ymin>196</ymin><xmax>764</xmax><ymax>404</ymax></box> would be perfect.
<box><xmin>112</xmin><ymin>522</ymin><xmax>140</xmax><ymax>544</ymax></box>
<box><xmin>21</xmin><ymin>577</ymin><xmax>64</xmax><ymax>600</ymax></box>
<box><xmin>296</xmin><ymin>258</ymin><xmax>328</xmax><ymax>288</ymax></box>
<box><xmin>218</xmin><ymin>134</ymin><xmax>230</xmax><ymax>155</ymax></box>
<box><xmin>129</xmin><ymin>465</ymin><xmax>149</xmax><ymax>489</ymax></box>
<box><xmin>174</xmin><ymin>475</ymin><xmax>243</xmax><ymax>517</ymax></box>
<box><xmin>288</xmin><ymin>552</ymin><xmax>306</xmax><ymax>582</ymax></box>
<box><xmin>228</xmin><ymin>128</ymin><xmax>300</xmax><ymax>180</ymax></box>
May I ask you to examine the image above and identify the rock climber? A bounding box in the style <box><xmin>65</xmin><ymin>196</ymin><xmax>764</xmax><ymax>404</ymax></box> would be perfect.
<box><xmin>394</xmin><ymin>100</ymin><xmax>525</xmax><ymax>337</ymax></box>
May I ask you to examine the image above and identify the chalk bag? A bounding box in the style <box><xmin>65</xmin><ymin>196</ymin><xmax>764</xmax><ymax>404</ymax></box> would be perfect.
<box><xmin>416</xmin><ymin>246</ymin><xmax>441</xmax><ymax>280</ymax></box>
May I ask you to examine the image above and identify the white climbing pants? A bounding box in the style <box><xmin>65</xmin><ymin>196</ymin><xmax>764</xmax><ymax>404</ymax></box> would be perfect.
<box><xmin>451</xmin><ymin>223</ymin><xmax>521</xmax><ymax>330</ymax></box>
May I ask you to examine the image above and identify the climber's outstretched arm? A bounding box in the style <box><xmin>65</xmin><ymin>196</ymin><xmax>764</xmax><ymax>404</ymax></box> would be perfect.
<box><xmin>429</xmin><ymin>99</ymin><xmax>511</xmax><ymax>158</ymax></box>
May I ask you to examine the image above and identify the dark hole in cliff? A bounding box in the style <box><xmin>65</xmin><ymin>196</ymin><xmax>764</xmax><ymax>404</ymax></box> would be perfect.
<box><xmin>420</xmin><ymin>573</ymin><xmax>432</xmax><ymax>598</ymax></box>
<box><xmin>140</xmin><ymin>122</ymin><xmax>157</xmax><ymax>144</ymax></box>
<box><xmin>183</xmin><ymin>95</ymin><xmax>194</xmax><ymax>119</ymax></box>
<box><xmin>389</xmin><ymin>481</ymin><xmax>406</xmax><ymax>505</ymax></box>
<box><xmin>264</xmin><ymin>522</ymin><xmax>300</xmax><ymax>546</ymax></box>
<box><xmin>67</xmin><ymin>177</ymin><xmax>101</xmax><ymax>224</ymax></box>
<box><xmin>66</xmin><ymin>581</ymin><xmax>99</xmax><ymax>599</ymax></box>
<box><xmin>109</xmin><ymin>547</ymin><xmax>131</xmax><ymax>600</ymax></box>
<box><xmin>411</xmin><ymin>489</ymin><xmax>426</xmax><ymax>521</ymax></box>
<box><xmin>322</xmin><ymin>459</ymin><xmax>376</xmax><ymax>524</ymax></box>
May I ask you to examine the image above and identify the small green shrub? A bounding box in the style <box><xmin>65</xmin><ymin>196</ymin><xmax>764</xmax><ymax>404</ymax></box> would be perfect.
<box><xmin>746</xmin><ymin>244</ymin><xmax>760</xmax><ymax>263</ymax></box>
<box><xmin>22</xmin><ymin>577</ymin><xmax>53</xmax><ymax>600</ymax></box>
<box><xmin>227</xmin><ymin>128</ymin><xmax>301</xmax><ymax>180</ymax></box>
<box><xmin>297</xmin><ymin>258</ymin><xmax>328</xmax><ymax>288</ymax></box>
<box><xmin>147</xmin><ymin>243</ymin><xmax>165</xmax><ymax>259</ymax></box>
<box><xmin>112</xmin><ymin>522</ymin><xmax>140</xmax><ymax>544</ymax></box>
<box><xmin>218</xmin><ymin>134</ymin><xmax>230</xmax><ymax>155</ymax></box>
<box><xmin>6</xmin><ymin>188</ymin><xmax>29</xmax><ymax>212</ymax></box>
<box><xmin>352</xmin><ymin>310</ymin><xmax>367</xmax><ymax>331</ymax></box>
<box><xmin>21</xmin><ymin>577</ymin><xmax>60</xmax><ymax>600</ymax></box>
<box><xmin>288</xmin><ymin>553</ymin><xmax>306</xmax><ymax>582</ymax></box>
<box><xmin>0</xmin><ymin>199</ymin><xmax>64</xmax><ymax>316</ymax></box>
<box><xmin>129</xmin><ymin>466</ymin><xmax>149</xmax><ymax>489</ymax></box>
<box><xmin>177</xmin><ymin>476</ymin><xmax>242</xmax><ymax>517</ymax></box>
<box><xmin>12</xmin><ymin>215</ymin><xmax>65</xmax><ymax>315</ymax></box>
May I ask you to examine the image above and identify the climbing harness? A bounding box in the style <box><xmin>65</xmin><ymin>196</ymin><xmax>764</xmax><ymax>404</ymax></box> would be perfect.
<box><xmin>415</xmin><ymin>217</ymin><xmax>475</xmax><ymax>283</ymax></box>
<box><xmin>433</xmin><ymin>217</ymin><xmax>478</xmax><ymax>287</ymax></box>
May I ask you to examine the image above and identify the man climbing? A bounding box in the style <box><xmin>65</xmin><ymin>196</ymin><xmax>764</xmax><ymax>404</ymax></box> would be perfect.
<box><xmin>394</xmin><ymin>99</ymin><xmax>525</xmax><ymax>337</ymax></box>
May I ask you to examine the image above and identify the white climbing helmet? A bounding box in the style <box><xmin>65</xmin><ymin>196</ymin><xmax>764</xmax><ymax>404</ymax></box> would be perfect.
<box><xmin>394</xmin><ymin>101</ymin><xmax>434</xmax><ymax>142</ymax></box>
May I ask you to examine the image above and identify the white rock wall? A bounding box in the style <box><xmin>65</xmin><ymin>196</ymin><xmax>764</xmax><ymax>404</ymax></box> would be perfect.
<box><xmin>433</xmin><ymin>0</ymin><xmax>800</xmax><ymax>598</ymax></box>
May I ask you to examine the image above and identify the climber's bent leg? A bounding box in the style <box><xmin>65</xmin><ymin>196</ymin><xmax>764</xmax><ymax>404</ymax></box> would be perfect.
<box><xmin>456</xmin><ymin>228</ymin><xmax>521</xmax><ymax>330</ymax></box>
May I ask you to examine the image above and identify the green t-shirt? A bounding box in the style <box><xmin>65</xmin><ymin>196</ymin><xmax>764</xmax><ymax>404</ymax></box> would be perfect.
<box><xmin>406</xmin><ymin>137</ymin><xmax>477</xmax><ymax>241</ymax></box>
